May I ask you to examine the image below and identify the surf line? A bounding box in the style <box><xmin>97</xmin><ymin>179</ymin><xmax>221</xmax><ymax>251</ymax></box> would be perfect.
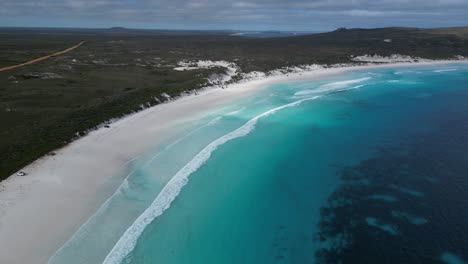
<box><xmin>102</xmin><ymin>95</ymin><xmax>322</xmax><ymax>264</ymax></box>
<box><xmin>48</xmin><ymin>115</ymin><xmax>224</xmax><ymax>263</ymax></box>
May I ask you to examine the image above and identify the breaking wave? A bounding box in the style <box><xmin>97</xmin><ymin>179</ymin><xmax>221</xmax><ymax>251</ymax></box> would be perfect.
<box><xmin>294</xmin><ymin>77</ymin><xmax>371</xmax><ymax>96</ymax></box>
<box><xmin>102</xmin><ymin>96</ymin><xmax>321</xmax><ymax>264</ymax></box>
<box><xmin>48</xmin><ymin>115</ymin><xmax>223</xmax><ymax>263</ymax></box>
<box><xmin>434</xmin><ymin>69</ymin><xmax>457</xmax><ymax>73</ymax></box>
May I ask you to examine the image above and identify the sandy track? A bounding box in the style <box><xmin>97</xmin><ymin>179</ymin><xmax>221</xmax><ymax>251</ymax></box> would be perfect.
<box><xmin>0</xmin><ymin>41</ymin><xmax>85</xmax><ymax>72</ymax></box>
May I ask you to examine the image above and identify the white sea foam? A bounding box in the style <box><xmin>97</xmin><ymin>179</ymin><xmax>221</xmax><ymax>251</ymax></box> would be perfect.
<box><xmin>102</xmin><ymin>96</ymin><xmax>321</xmax><ymax>264</ymax></box>
<box><xmin>434</xmin><ymin>68</ymin><xmax>458</xmax><ymax>73</ymax></box>
<box><xmin>225</xmin><ymin>107</ymin><xmax>245</xmax><ymax>116</ymax></box>
<box><xmin>294</xmin><ymin>90</ymin><xmax>314</xmax><ymax>96</ymax></box>
<box><xmin>351</xmin><ymin>84</ymin><xmax>365</xmax><ymax>89</ymax></box>
<box><xmin>48</xmin><ymin>115</ymin><xmax>223</xmax><ymax>263</ymax></box>
<box><xmin>294</xmin><ymin>77</ymin><xmax>370</xmax><ymax>96</ymax></box>
<box><xmin>320</xmin><ymin>77</ymin><xmax>371</xmax><ymax>89</ymax></box>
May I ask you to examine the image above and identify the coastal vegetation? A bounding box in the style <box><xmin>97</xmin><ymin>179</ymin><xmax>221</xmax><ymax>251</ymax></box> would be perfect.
<box><xmin>1</xmin><ymin>26</ymin><xmax>467</xmax><ymax>181</ymax></box>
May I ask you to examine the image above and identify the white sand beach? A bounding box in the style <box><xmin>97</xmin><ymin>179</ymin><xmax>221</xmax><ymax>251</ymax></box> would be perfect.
<box><xmin>0</xmin><ymin>60</ymin><xmax>466</xmax><ymax>264</ymax></box>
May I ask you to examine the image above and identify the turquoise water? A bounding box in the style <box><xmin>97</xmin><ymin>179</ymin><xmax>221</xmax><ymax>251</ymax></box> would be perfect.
<box><xmin>49</xmin><ymin>63</ymin><xmax>468</xmax><ymax>264</ymax></box>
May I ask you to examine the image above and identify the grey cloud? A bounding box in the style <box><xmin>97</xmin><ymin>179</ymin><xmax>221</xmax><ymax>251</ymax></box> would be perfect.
<box><xmin>1</xmin><ymin>0</ymin><xmax>467</xmax><ymax>30</ymax></box>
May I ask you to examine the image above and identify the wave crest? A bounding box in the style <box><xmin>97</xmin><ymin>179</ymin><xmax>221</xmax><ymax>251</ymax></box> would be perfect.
<box><xmin>102</xmin><ymin>96</ymin><xmax>321</xmax><ymax>264</ymax></box>
<box><xmin>294</xmin><ymin>77</ymin><xmax>371</xmax><ymax>96</ymax></box>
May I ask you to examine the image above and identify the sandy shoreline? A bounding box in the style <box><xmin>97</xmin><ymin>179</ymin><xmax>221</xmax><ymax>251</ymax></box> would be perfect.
<box><xmin>0</xmin><ymin>60</ymin><xmax>466</xmax><ymax>264</ymax></box>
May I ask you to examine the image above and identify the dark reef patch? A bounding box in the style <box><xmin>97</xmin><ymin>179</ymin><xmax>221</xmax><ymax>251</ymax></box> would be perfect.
<box><xmin>315</xmin><ymin>113</ymin><xmax>468</xmax><ymax>263</ymax></box>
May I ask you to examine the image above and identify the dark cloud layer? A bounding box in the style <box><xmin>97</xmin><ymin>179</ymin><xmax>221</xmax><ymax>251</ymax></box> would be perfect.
<box><xmin>1</xmin><ymin>0</ymin><xmax>467</xmax><ymax>30</ymax></box>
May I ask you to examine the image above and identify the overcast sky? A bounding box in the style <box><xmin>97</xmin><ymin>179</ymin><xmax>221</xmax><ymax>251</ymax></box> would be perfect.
<box><xmin>1</xmin><ymin>0</ymin><xmax>468</xmax><ymax>31</ymax></box>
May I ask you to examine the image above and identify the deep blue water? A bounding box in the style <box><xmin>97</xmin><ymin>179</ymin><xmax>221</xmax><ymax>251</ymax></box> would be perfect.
<box><xmin>49</xmin><ymin>63</ymin><xmax>468</xmax><ymax>264</ymax></box>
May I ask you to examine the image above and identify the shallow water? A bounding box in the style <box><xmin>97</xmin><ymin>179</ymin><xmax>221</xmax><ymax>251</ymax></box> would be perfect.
<box><xmin>50</xmin><ymin>63</ymin><xmax>468</xmax><ymax>264</ymax></box>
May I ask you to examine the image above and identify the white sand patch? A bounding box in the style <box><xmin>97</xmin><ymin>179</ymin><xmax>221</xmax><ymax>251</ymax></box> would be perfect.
<box><xmin>174</xmin><ymin>60</ymin><xmax>240</xmax><ymax>86</ymax></box>
<box><xmin>351</xmin><ymin>54</ymin><xmax>433</xmax><ymax>63</ymax></box>
<box><xmin>174</xmin><ymin>60</ymin><xmax>236</xmax><ymax>72</ymax></box>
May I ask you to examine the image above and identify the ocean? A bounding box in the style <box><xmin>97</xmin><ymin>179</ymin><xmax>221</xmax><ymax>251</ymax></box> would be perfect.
<box><xmin>49</xmin><ymin>63</ymin><xmax>468</xmax><ymax>264</ymax></box>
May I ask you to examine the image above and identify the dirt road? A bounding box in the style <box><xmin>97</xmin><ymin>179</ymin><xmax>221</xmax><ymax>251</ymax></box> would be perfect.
<box><xmin>0</xmin><ymin>41</ymin><xmax>85</xmax><ymax>72</ymax></box>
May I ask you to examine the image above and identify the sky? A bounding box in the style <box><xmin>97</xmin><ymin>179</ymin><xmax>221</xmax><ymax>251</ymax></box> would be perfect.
<box><xmin>1</xmin><ymin>0</ymin><xmax>468</xmax><ymax>31</ymax></box>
